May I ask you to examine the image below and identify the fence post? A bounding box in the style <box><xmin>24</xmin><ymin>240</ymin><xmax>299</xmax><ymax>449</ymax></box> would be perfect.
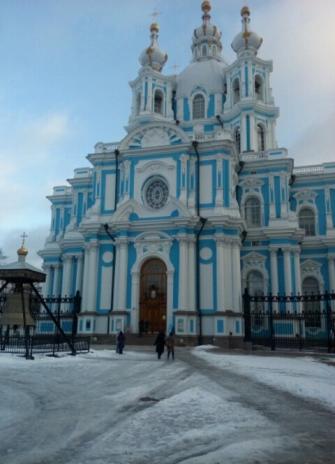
<box><xmin>243</xmin><ymin>288</ymin><xmax>251</xmax><ymax>342</ymax></box>
<box><xmin>72</xmin><ymin>291</ymin><xmax>81</xmax><ymax>343</ymax></box>
<box><xmin>269</xmin><ymin>293</ymin><xmax>275</xmax><ymax>351</ymax></box>
<box><xmin>325</xmin><ymin>291</ymin><xmax>332</xmax><ymax>353</ymax></box>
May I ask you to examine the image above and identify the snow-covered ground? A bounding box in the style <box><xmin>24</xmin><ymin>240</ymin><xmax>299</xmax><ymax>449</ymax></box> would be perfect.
<box><xmin>193</xmin><ymin>346</ymin><xmax>335</xmax><ymax>412</ymax></box>
<box><xmin>0</xmin><ymin>348</ymin><xmax>334</xmax><ymax>464</ymax></box>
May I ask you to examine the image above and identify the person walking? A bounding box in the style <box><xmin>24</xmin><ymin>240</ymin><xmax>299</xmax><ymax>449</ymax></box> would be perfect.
<box><xmin>154</xmin><ymin>330</ymin><xmax>165</xmax><ymax>359</ymax></box>
<box><xmin>116</xmin><ymin>330</ymin><xmax>125</xmax><ymax>354</ymax></box>
<box><xmin>165</xmin><ymin>331</ymin><xmax>175</xmax><ymax>360</ymax></box>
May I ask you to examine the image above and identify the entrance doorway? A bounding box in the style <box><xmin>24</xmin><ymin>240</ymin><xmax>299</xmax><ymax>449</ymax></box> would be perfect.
<box><xmin>139</xmin><ymin>258</ymin><xmax>167</xmax><ymax>334</ymax></box>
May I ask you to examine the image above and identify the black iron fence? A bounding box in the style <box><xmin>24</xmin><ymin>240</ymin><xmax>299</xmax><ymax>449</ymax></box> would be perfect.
<box><xmin>0</xmin><ymin>290</ymin><xmax>83</xmax><ymax>358</ymax></box>
<box><xmin>243</xmin><ymin>289</ymin><xmax>335</xmax><ymax>352</ymax></box>
<box><xmin>34</xmin><ymin>293</ymin><xmax>81</xmax><ymax>337</ymax></box>
<box><xmin>0</xmin><ymin>334</ymin><xmax>90</xmax><ymax>357</ymax></box>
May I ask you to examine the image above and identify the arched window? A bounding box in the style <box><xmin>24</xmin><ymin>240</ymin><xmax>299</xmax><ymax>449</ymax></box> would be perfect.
<box><xmin>193</xmin><ymin>94</ymin><xmax>205</xmax><ymax>119</ymax></box>
<box><xmin>302</xmin><ymin>277</ymin><xmax>321</xmax><ymax>327</ymax></box>
<box><xmin>247</xmin><ymin>270</ymin><xmax>265</xmax><ymax>315</ymax></box>
<box><xmin>154</xmin><ymin>90</ymin><xmax>164</xmax><ymax>114</ymax></box>
<box><xmin>202</xmin><ymin>45</ymin><xmax>207</xmax><ymax>57</ymax></box>
<box><xmin>299</xmin><ymin>208</ymin><xmax>316</xmax><ymax>236</ymax></box>
<box><xmin>212</xmin><ymin>45</ymin><xmax>217</xmax><ymax>56</ymax></box>
<box><xmin>233</xmin><ymin>78</ymin><xmax>240</xmax><ymax>104</ymax></box>
<box><xmin>257</xmin><ymin>124</ymin><xmax>265</xmax><ymax>152</ymax></box>
<box><xmin>245</xmin><ymin>196</ymin><xmax>261</xmax><ymax>227</ymax></box>
<box><xmin>136</xmin><ymin>93</ymin><xmax>141</xmax><ymax>115</ymax></box>
<box><xmin>255</xmin><ymin>75</ymin><xmax>263</xmax><ymax>100</ymax></box>
<box><xmin>234</xmin><ymin>127</ymin><xmax>241</xmax><ymax>153</ymax></box>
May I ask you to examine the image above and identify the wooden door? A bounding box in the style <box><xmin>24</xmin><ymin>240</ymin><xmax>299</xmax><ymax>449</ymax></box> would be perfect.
<box><xmin>139</xmin><ymin>259</ymin><xmax>167</xmax><ymax>334</ymax></box>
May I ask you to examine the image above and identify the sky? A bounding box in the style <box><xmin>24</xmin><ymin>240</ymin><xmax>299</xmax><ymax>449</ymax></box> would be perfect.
<box><xmin>0</xmin><ymin>0</ymin><xmax>334</xmax><ymax>266</ymax></box>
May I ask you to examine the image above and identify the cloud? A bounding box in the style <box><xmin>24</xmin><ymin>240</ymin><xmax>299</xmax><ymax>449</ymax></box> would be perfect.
<box><xmin>290</xmin><ymin>112</ymin><xmax>335</xmax><ymax>166</ymax></box>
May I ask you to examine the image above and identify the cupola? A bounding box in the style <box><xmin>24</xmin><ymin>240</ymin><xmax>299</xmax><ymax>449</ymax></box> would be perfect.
<box><xmin>192</xmin><ymin>1</ymin><xmax>223</xmax><ymax>62</ymax></box>
<box><xmin>139</xmin><ymin>23</ymin><xmax>168</xmax><ymax>72</ymax></box>
<box><xmin>231</xmin><ymin>6</ymin><xmax>263</xmax><ymax>56</ymax></box>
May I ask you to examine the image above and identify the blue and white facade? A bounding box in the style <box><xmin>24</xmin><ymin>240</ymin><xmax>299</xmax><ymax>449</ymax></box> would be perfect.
<box><xmin>39</xmin><ymin>2</ymin><xmax>335</xmax><ymax>342</ymax></box>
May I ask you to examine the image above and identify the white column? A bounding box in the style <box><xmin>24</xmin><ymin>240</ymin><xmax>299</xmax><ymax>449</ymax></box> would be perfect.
<box><xmin>87</xmin><ymin>242</ymin><xmax>99</xmax><ymax>311</ymax></box>
<box><xmin>116</xmin><ymin>239</ymin><xmax>128</xmax><ymax>310</ymax></box>
<box><xmin>223</xmin><ymin>239</ymin><xmax>233</xmax><ymax>309</ymax></box>
<box><xmin>325</xmin><ymin>188</ymin><xmax>333</xmax><ymax>230</ymax></box>
<box><xmin>241</xmin><ymin>113</ymin><xmax>247</xmax><ymax>152</ymax></box>
<box><xmin>231</xmin><ymin>240</ymin><xmax>242</xmax><ymax>312</ymax></box>
<box><xmin>216</xmin><ymin>237</ymin><xmax>225</xmax><ymax>311</ymax></box>
<box><xmin>270</xmin><ymin>248</ymin><xmax>279</xmax><ymax>311</ymax></box>
<box><xmin>328</xmin><ymin>256</ymin><xmax>335</xmax><ymax>311</ymax></box>
<box><xmin>75</xmin><ymin>254</ymin><xmax>84</xmax><ymax>294</ymax></box>
<box><xmin>43</xmin><ymin>265</ymin><xmax>52</xmax><ymax>297</ymax></box>
<box><xmin>283</xmin><ymin>247</ymin><xmax>292</xmax><ymax>312</ymax></box>
<box><xmin>81</xmin><ymin>246</ymin><xmax>90</xmax><ymax>311</ymax></box>
<box><xmin>53</xmin><ymin>264</ymin><xmax>62</xmax><ymax>296</ymax></box>
<box><xmin>328</xmin><ymin>256</ymin><xmax>335</xmax><ymax>292</ymax></box>
<box><xmin>61</xmin><ymin>256</ymin><xmax>72</xmax><ymax>297</ymax></box>
<box><xmin>178</xmin><ymin>236</ymin><xmax>189</xmax><ymax>311</ymax></box>
<box><xmin>294</xmin><ymin>250</ymin><xmax>302</xmax><ymax>295</ymax></box>
<box><xmin>249</xmin><ymin>113</ymin><xmax>256</xmax><ymax>152</ymax></box>
<box><xmin>188</xmin><ymin>239</ymin><xmax>196</xmax><ymax>311</ymax></box>
<box><xmin>269</xmin><ymin>175</ymin><xmax>276</xmax><ymax>219</ymax></box>
<box><xmin>131</xmin><ymin>272</ymin><xmax>140</xmax><ymax>333</ymax></box>
<box><xmin>270</xmin><ymin>248</ymin><xmax>279</xmax><ymax>296</ymax></box>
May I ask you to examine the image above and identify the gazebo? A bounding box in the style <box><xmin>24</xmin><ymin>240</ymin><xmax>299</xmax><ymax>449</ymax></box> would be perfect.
<box><xmin>0</xmin><ymin>239</ymin><xmax>76</xmax><ymax>358</ymax></box>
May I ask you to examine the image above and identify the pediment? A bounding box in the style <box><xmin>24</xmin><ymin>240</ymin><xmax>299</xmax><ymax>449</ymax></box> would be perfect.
<box><xmin>110</xmin><ymin>196</ymin><xmax>192</xmax><ymax>223</ymax></box>
<box><xmin>120</xmin><ymin>123</ymin><xmax>189</xmax><ymax>151</ymax></box>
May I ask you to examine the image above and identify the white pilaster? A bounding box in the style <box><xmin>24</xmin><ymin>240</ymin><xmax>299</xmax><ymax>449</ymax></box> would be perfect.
<box><xmin>43</xmin><ymin>265</ymin><xmax>52</xmax><ymax>297</ymax></box>
<box><xmin>283</xmin><ymin>247</ymin><xmax>292</xmax><ymax>311</ymax></box>
<box><xmin>116</xmin><ymin>239</ymin><xmax>128</xmax><ymax>310</ymax></box>
<box><xmin>178</xmin><ymin>236</ymin><xmax>189</xmax><ymax>311</ymax></box>
<box><xmin>216</xmin><ymin>237</ymin><xmax>225</xmax><ymax>311</ymax></box>
<box><xmin>131</xmin><ymin>272</ymin><xmax>140</xmax><ymax>332</ymax></box>
<box><xmin>61</xmin><ymin>256</ymin><xmax>72</xmax><ymax>297</ymax></box>
<box><xmin>81</xmin><ymin>246</ymin><xmax>90</xmax><ymax>311</ymax></box>
<box><xmin>87</xmin><ymin>242</ymin><xmax>99</xmax><ymax>311</ymax></box>
<box><xmin>75</xmin><ymin>254</ymin><xmax>84</xmax><ymax>294</ymax></box>
<box><xmin>53</xmin><ymin>264</ymin><xmax>62</xmax><ymax>296</ymax></box>
<box><xmin>223</xmin><ymin>239</ymin><xmax>233</xmax><ymax>309</ymax></box>
<box><xmin>270</xmin><ymin>248</ymin><xmax>279</xmax><ymax>296</ymax></box>
<box><xmin>294</xmin><ymin>250</ymin><xmax>302</xmax><ymax>296</ymax></box>
<box><xmin>231</xmin><ymin>240</ymin><xmax>242</xmax><ymax>312</ymax></box>
<box><xmin>188</xmin><ymin>239</ymin><xmax>196</xmax><ymax>311</ymax></box>
<box><xmin>328</xmin><ymin>256</ymin><xmax>335</xmax><ymax>292</ymax></box>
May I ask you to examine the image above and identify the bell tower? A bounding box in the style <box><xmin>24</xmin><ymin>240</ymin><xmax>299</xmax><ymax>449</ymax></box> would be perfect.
<box><xmin>128</xmin><ymin>23</ymin><xmax>175</xmax><ymax>128</ymax></box>
<box><xmin>224</xmin><ymin>6</ymin><xmax>279</xmax><ymax>153</ymax></box>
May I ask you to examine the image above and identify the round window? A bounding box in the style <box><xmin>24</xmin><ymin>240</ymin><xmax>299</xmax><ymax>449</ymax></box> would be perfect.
<box><xmin>144</xmin><ymin>177</ymin><xmax>169</xmax><ymax>210</ymax></box>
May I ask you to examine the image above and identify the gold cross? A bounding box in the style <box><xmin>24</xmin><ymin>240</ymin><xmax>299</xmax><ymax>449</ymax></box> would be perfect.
<box><xmin>20</xmin><ymin>232</ymin><xmax>28</xmax><ymax>247</ymax></box>
<box><xmin>150</xmin><ymin>9</ymin><xmax>161</xmax><ymax>21</ymax></box>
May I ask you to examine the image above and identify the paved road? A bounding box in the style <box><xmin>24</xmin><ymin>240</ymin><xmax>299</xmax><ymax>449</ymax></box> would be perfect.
<box><xmin>0</xmin><ymin>349</ymin><xmax>334</xmax><ymax>464</ymax></box>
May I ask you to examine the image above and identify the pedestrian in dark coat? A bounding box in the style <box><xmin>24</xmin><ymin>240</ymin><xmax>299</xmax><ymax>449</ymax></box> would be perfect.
<box><xmin>154</xmin><ymin>331</ymin><xmax>165</xmax><ymax>359</ymax></box>
<box><xmin>165</xmin><ymin>331</ymin><xmax>175</xmax><ymax>360</ymax></box>
<box><xmin>116</xmin><ymin>330</ymin><xmax>125</xmax><ymax>354</ymax></box>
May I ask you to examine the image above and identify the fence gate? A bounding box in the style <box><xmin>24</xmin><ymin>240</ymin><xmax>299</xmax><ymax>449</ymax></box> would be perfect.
<box><xmin>243</xmin><ymin>289</ymin><xmax>335</xmax><ymax>352</ymax></box>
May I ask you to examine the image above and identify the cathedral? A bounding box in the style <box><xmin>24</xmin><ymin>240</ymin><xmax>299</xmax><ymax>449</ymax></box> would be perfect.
<box><xmin>39</xmin><ymin>2</ymin><xmax>335</xmax><ymax>344</ymax></box>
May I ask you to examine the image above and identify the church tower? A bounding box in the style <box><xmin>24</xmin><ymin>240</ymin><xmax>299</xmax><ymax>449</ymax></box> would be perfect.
<box><xmin>38</xmin><ymin>2</ymin><xmax>335</xmax><ymax>347</ymax></box>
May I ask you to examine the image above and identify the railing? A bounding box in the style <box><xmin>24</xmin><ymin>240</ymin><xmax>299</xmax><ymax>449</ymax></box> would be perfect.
<box><xmin>0</xmin><ymin>334</ymin><xmax>90</xmax><ymax>356</ymax></box>
<box><xmin>293</xmin><ymin>165</ymin><xmax>325</xmax><ymax>176</ymax></box>
<box><xmin>243</xmin><ymin>290</ymin><xmax>335</xmax><ymax>352</ymax></box>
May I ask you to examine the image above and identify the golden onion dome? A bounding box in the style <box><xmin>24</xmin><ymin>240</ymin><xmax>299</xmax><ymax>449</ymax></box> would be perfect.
<box><xmin>150</xmin><ymin>22</ymin><xmax>159</xmax><ymax>32</ymax></box>
<box><xmin>17</xmin><ymin>246</ymin><xmax>28</xmax><ymax>257</ymax></box>
<box><xmin>241</xmin><ymin>6</ymin><xmax>250</xmax><ymax>17</ymax></box>
<box><xmin>201</xmin><ymin>1</ymin><xmax>211</xmax><ymax>13</ymax></box>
